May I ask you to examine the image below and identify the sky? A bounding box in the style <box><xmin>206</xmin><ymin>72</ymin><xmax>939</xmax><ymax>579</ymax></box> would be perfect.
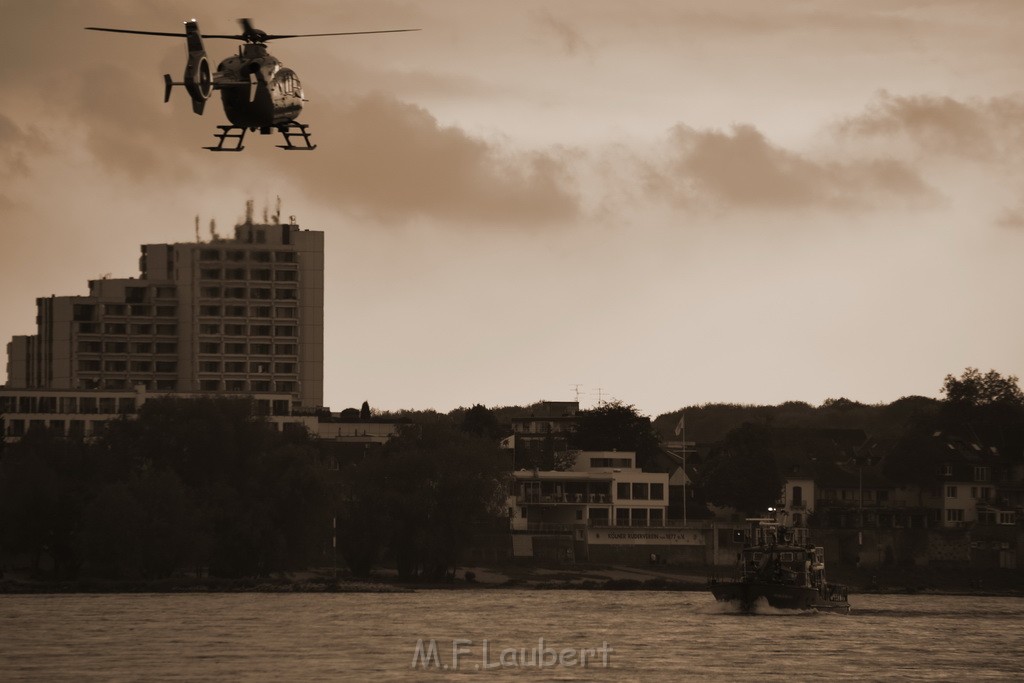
<box><xmin>2</xmin><ymin>0</ymin><xmax>1023</xmax><ymax>418</ymax></box>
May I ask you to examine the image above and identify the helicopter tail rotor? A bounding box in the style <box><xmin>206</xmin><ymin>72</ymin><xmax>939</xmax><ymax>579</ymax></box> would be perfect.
<box><xmin>163</xmin><ymin>20</ymin><xmax>214</xmax><ymax>115</ymax></box>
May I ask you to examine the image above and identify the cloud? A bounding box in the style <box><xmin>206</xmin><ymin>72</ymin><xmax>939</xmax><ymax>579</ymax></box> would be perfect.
<box><xmin>294</xmin><ymin>93</ymin><xmax>581</xmax><ymax>225</ymax></box>
<box><xmin>536</xmin><ymin>11</ymin><xmax>594</xmax><ymax>57</ymax></box>
<box><xmin>641</xmin><ymin>123</ymin><xmax>930</xmax><ymax>210</ymax></box>
<box><xmin>838</xmin><ymin>92</ymin><xmax>1024</xmax><ymax>161</ymax></box>
<box><xmin>996</xmin><ymin>208</ymin><xmax>1024</xmax><ymax>230</ymax></box>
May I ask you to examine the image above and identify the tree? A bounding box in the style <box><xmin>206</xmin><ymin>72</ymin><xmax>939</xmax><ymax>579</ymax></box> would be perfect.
<box><xmin>939</xmin><ymin>368</ymin><xmax>1024</xmax><ymax>447</ymax></box>
<box><xmin>571</xmin><ymin>402</ymin><xmax>661</xmax><ymax>469</ymax></box>
<box><xmin>459</xmin><ymin>404</ymin><xmax>502</xmax><ymax>440</ymax></box>
<box><xmin>697</xmin><ymin>423</ymin><xmax>783</xmax><ymax>516</ymax></box>
<box><xmin>336</xmin><ymin>422</ymin><xmax>509</xmax><ymax>580</ymax></box>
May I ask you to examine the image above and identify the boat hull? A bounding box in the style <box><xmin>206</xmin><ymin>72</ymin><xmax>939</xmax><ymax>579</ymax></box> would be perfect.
<box><xmin>710</xmin><ymin>581</ymin><xmax>850</xmax><ymax>613</ymax></box>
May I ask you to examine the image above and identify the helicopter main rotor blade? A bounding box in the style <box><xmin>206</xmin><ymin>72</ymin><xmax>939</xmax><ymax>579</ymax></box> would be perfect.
<box><xmin>264</xmin><ymin>29</ymin><xmax>421</xmax><ymax>40</ymax></box>
<box><xmin>85</xmin><ymin>27</ymin><xmax>187</xmax><ymax>38</ymax></box>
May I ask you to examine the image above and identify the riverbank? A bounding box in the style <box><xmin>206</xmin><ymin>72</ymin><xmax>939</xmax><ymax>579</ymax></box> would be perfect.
<box><xmin>2</xmin><ymin>562</ymin><xmax>1021</xmax><ymax>595</ymax></box>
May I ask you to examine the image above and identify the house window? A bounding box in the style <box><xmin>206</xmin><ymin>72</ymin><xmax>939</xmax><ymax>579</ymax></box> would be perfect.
<box><xmin>650</xmin><ymin>483</ymin><xmax>664</xmax><ymax>500</ymax></box>
<box><xmin>974</xmin><ymin>467</ymin><xmax>990</xmax><ymax>482</ymax></box>
<box><xmin>632</xmin><ymin>483</ymin><xmax>649</xmax><ymax>500</ymax></box>
<box><xmin>946</xmin><ymin>485</ymin><xmax>957</xmax><ymax>499</ymax></box>
<box><xmin>631</xmin><ymin>509</ymin><xmax>648</xmax><ymax>527</ymax></box>
<box><xmin>616</xmin><ymin>483</ymin><xmax>631</xmax><ymax>500</ymax></box>
<box><xmin>615</xmin><ymin>508</ymin><xmax>629</xmax><ymax>526</ymax></box>
<box><xmin>946</xmin><ymin>509</ymin><xmax>964</xmax><ymax>522</ymax></box>
<box><xmin>998</xmin><ymin>512</ymin><xmax>1016</xmax><ymax>525</ymax></box>
<box><xmin>649</xmin><ymin>508</ymin><xmax>663</xmax><ymax>526</ymax></box>
<box><xmin>980</xmin><ymin>487</ymin><xmax>991</xmax><ymax>500</ymax></box>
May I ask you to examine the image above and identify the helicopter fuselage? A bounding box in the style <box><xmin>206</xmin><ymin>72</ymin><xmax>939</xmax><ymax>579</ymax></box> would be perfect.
<box><xmin>215</xmin><ymin>44</ymin><xmax>304</xmax><ymax>129</ymax></box>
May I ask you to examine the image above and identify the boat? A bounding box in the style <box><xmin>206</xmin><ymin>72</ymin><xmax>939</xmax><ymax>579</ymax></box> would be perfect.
<box><xmin>709</xmin><ymin>517</ymin><xmax>850</xmax><ymax>613</ymax></box>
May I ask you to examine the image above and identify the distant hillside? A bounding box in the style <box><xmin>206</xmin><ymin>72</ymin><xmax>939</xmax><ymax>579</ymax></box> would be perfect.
<box><xmin>653</xmin><ymin>396</ymin><xmax>941</xmax><ymax>444</ymax></box>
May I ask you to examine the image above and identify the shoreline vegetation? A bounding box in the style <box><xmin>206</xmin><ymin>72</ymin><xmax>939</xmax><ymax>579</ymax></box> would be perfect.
<box><xmin>2</xmin><ymin>563</ymin><xmax>1020</xmax><ymax>597</ymax></box>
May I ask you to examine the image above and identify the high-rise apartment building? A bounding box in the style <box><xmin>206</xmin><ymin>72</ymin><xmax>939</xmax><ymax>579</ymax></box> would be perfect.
<box><xmin>5</xmin><ymin>218</ymin><xmax>324</xmax><ymax>410</ymax></box>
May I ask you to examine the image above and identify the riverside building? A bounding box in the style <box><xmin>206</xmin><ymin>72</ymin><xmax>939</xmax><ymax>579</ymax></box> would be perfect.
<box><xmin>2</xmin><ymin>216</ymin><xmax>325</xmax><ymax>441</ymax></box>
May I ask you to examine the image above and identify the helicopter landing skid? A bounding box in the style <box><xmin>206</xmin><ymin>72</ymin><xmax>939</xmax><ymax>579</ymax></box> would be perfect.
<box><xmin>275</xmin><ymin>122</ymin><xmax>317</xmax><ymax>150</ymax></box>
<box><xmin>204</xmin><ymin>125</ymin><xmax>247</xmax><ymax>152</ymax></box>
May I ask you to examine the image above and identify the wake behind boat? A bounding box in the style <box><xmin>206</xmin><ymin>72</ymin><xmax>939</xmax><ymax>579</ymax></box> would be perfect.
<box><xmin>709</xmin><ymin>517</ymin><xmax>850</xmax><ymax>613</ymax></box>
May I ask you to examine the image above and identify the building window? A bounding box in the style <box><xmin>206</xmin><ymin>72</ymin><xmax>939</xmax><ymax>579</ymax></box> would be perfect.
<box><xmin>946</xmin><ymin>485</ymin><xmax>957</xmax><ymax>499</ymax></box>
<box><xmin>132</xmin><ymin>342</ymin><xmax>152</xmax><ymax>353</ymax></box>
<box><xmin>980</xmin><ymin>487</ymin><xmax>991</xmax><ymax>500</ymax></box>
<box><xmin>946</xmin><ymin>509</ymin><xmax>964</xmax><ymax>522</ymax></box>
<box><xmin>225</xmin><ymin>305</ymin><xmax>247</xmax><ymax>317</ymax></box>
<box><xmin>998</xmin><ymin>512</ymin><xmax>1016</xmax><ymax>525</ymax></box>
<box><xmin>974</xmin><ymin>467</ymin><xmax>990</xmax><ymax>482</ymax></box>
<box><xmin>199</xmin><ymin>305</ymin><xmax>221</xmax><ymax>316</ymax></box>
<box><xmin>631</xmin><ymin>509</ymin><xmax>648</xmax><ymax>527</ymax></box>
<box><xmin>649</xmin><ymin>508</ymin><xmax>663</xmax><ymax>526</ymax></box>
<box><xmin>199</xmin><ymin>324</ymin><xmax>220</xmax><ymax>335</ymax></box>
<box><xmin>155</xmin><ymin>305</ymin><xmax>176</xmax><ymax>317</ymax></box>
<box><xmin>252</xmin><ymin>251</ymin><xmax>271</xmax><ymax>262</ymax></box>
<box><xmin>251</xmin><ymin>269</ymin><xmax>272</xmax><ymax>281</ymax></box>
<box><xmin>275</xmin><ymin>270</ymin><xmax>297</xmax><ymax>282</ymax></box>
<box><xmin>155</xmin><ymin>361</ymin><xmax>177</xmax><ymax>373</ymax></box>
<box><xmin>225</xmin><ymin>361</ymin><xmax>246</xmax><ymax>373</ymax></box>
<box><xmin>250</xmin><ymin>288</ymin><xmax>272</xmax><ymax>300</ymax></box>
<box><xmin>225</xmin><ymin>287</ymin><xmax>247</xmax><ymax>299</ymax></box>
<box><xmin>274</xmin><ymin>288</ymin><xmax>297</xmax><ymax>300</ymax></box>
<box><xmin>251</xmin><ymin>380</ymin><xmax>271</xmax><ymax>392</ymax></box>
<box><xmin>155</xmin><ymin>342</ymin><xmax>177</xmax><ymax>354</ymax></box>
<box><xmin>226</xmin><ymin>250</ymin><xmax>246</xmax><ymax>262</ymax></box>
<box><xmin>616</xmin><ymin>483</ymin><xmax>631</xmax><ymax>500</ymax></box>
<box><xmin>199</xmin><ymin>249</ymin><xmax>220</xmax><ymax>261</ymax></box>
<box><xmin>274</xmin><ymin>344</ymin><xmax>297</xmax><ymax>355</ymax></box>
<box><xmin>200</xmin><ymin>268</ymin><xmax>222</xmax><ymax>280</ymax></box>
<box><xmin>275</xmin><ymin>307</ymin><xmax>297</xmax><ymax>318</ymax></box>
<box><xmin>252</xmin><ymin>306</ymin><xmax>272</xmax><ymax>318</ymax></box>
<box><xmin>275</xmin><ymin>251</ymin><xmax>296</xmax><ymax>263</ymax></box>
<box><xmin>275</xmin><ymin>362</ymin><xmax>296</xmax><ymax>374</ymax></box>
<box><xmin>105</xmin><ymin>323</ymin><xmax>126</xmax><ymax>334</ymax></box>
<box><xmin>200</xmin><ymin>286</ymin><xmax>221</xmax><ymax>298</ymax></box>
<box><xmin>225</xmin><ymin>342</ymin><xmax>246</xmax><ymax>354</ymax></box>
<box><xmin>225</xmin><ymin>380</ymin><xmax>246</xmax><ymax>391</ymax></box>
<box><xmin>274</xmin><ymin>325</ymin><xmax>296</xmax><ymax>337</ymax></box>
<box><xmin>632</xmin><ymin>483</ymin><xmax>649</xmax><ymax>500</ymax></box>
<box><xmin>199</xmin><ymin>342</ymin><xmax>220</xmax><ymax>354</ymax></box>
<box><xmin>199</xmin><ymin>361</ymin><xmax>221</xmax><ymax>373</ymax></box>
<box><xmin>224</xmin><ymin>268</ymin><xmax>246</xmax><ymax>280</ymax></box>
<box><xmin>224</xmin><ymin>324</ymin><xmax>247</xmax><ymax>336</ymax></box>
<box><xmin>615</xmin><ymin>508</ymin><xmax>629</xmax><ymax>526</ymax></box>
<box><xmin>105</xmin><ymin>304</ymin><xmax>126</xmax><ymax>316</ymax></box>
<box><xmin>250</xmin><ymin>343</ymin><xmax>272</xmax><ymax>355</ymax></box>
<box><xmin>250</xmin><ymin>325</ymin><xmax>272</xmax><ymax>336</ymax></box>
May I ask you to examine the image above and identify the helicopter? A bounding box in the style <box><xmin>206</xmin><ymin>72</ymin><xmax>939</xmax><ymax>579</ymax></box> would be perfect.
<box><xmin>85</xmin><ymin>18</ymin><xmax>418</xmax><ymax>151</ymax></box>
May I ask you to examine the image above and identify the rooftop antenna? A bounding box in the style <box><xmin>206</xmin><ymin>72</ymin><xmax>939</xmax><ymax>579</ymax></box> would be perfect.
<box><xmin>594</xmin><ymin>387</ymin><xmax>607</xmax><ymax>407</ymax></box>
<box><xmin>570</xmin><ymin>384</ymin><xmax>583</xmax><ymax>402</ymax></box>
<box><xmin>194</xmin><ymin>215</ymin><xmax>200</xmax><ymax>242</ymax></box>
<box><xmin>245</xmin><ymin>199</ymin><xmax>254</xmax><ymax>225</ymax></box>
<box><xmin>209</xmin><ymin>218</ymin><xmax>219</xmax><ymax>241</ymax></box>
<box><xmin>262</xmin><ymin>202</ymin><xmax>269</xmax><ymax>223</ymax></box>
<box><xmin>272</xmin><ymin>196</ymin><xmax>281</xmax><ymax>224</ymax></box>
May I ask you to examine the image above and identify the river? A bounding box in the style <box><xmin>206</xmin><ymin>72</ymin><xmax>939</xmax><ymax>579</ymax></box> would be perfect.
<box><xmin>2</xmin><ymin>591</ymin><xmax>1023</xmax><ymax>681</ymax></box>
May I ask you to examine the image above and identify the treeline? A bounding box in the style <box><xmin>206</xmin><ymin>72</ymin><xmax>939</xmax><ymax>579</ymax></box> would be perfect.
<box><xmin>0</xmin><ymin>398</ymin><xmax>335</xmax><ymax>580</ymax></box>
<box><xmin>0</xmin><ymin>398</ymin><xmax>512</xmax><ymax>582</ymax></box>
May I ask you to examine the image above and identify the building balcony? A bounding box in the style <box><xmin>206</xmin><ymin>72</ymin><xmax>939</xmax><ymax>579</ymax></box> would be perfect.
<box><xmin>520</xmin><ymin>492</ymin><xmax>610</xmax><ymax>505</ymax></box>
